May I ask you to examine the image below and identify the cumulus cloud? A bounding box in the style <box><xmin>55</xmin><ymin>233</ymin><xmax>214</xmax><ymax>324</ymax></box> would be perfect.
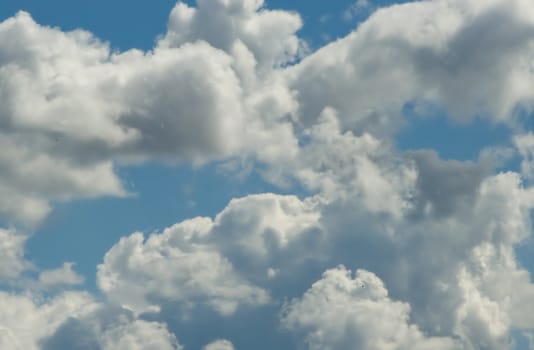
<box><xmin>0</xmin><ymin>291</ymin><xmax>97</xmax><ymax>350</ymax></box>
<box><xmin>203</xmin><ymin>339</ymin><xmax>235</xmax><ymax>350</ymax></box>
<box><xmin>95</xmin><ymin>156</ymin><xmax>534</xmax><ymax>348</ymax></box>
<box><xmin>41</xmin><ymin>304</ymin><xmax>183</xmax><ymax>350</ymax></box>
<box><xmin>312</xmin><ymin>168</ymin><xmax>534</xmax><ymax>347</ymax></box>
<box><xmin>282</xmin><ymin>266</ymin><xmax>459</xmax><ymax>350</ymax></box>
<box><xmin>99</xmin><ymin>319</ymin><xmax>182</xmax><ymax>350</ymax></box>
<box><xmin>280</xmin><ymin>260</ymin><xmax>534</xmax><ymax>350</ymax></box>
<box><xmin>0</xmin><ymin>288</ymin><xmax>182</xmax><ymax>350</ymax></box>
<box><xmin>209</xmin><ymin>193</ymin><xmax>323</xmax><ymax>285</ymax></box>
<box><xmin>267</xmin><ymin>108</ymin><xmax>414</xmax><ymax>217</ymax></box>
<box><xmin>116</xmin><ymin>43</ymin><xmax>245</xmax><ymax>162</ymax></box>
<box><xmin>0</xmin><ymin>10</ymin><xmax>250</xmax><ymax>224</ymax></box>
<box><xmin>160</xmin><ymin>0</ymin><xmax>304</xmax><ymax>69</ymax></box>
<box><xmin>97</xmin><ymin>221</ymin><xmax>270</xmax><ymax>316</ymax></box>
<box><xmin>0</xmin><ymin>0</ymin><xmax>308</xmax><ymax>226</ymax></box>
<box><xmin>0</xmin><ymin>11</ymin><xmax>247</xmax><ymax>162</ymax></box>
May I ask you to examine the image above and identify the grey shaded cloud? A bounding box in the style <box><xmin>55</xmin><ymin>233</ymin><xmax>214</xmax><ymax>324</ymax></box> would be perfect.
<box><xmin>407</xmin><ymin>149</ymin><xmax>489</xmax><ymax>218</ymax></box>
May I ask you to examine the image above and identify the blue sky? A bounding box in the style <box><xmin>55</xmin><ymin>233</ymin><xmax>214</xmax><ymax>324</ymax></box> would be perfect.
<box><xmin>1</xmin><ymin>1</ymin><xmax>534</xmax><ymax>349</ymax></box>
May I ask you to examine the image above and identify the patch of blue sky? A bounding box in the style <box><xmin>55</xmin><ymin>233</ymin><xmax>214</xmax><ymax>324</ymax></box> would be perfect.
<box><xmin>0</xmin><ymin>0</ymin><xmax>410</xmax><ymax>53</ymax></box>
<box><xmin>512</xmin><ymin>330</ymin><xmax>531</xmax><ymax>350</ymax></box>
<box><xmin>25</xmin><ymin>161</ymin><xmax>305</xmax><ymax>292</ymax></box>
<box><xmin>266</xmin><ymin>0</ymin><xmax>415</xmax><ymax>49</ymax></box>
<box><xmin>0</xmin><ymin>0</ymin><xmax>176</xmax><ymax>51</ymax></box>
<box><xmin>397</xmin><ymin>101</ymin><xmax>515</xmax><ymax>162</ymax></box>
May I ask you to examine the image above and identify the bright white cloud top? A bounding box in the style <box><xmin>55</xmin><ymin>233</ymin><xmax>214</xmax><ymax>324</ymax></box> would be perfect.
<box><xmin>1</xmin><ymin>0</ymin><xmax>534</xmax><ymax>349</ymax></box>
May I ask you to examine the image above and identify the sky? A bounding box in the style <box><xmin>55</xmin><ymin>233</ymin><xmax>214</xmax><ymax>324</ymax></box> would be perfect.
<box><xmin>1</xmin><ymin>0</ymin><xmax>534</xmax><ymax>349</ymax></box>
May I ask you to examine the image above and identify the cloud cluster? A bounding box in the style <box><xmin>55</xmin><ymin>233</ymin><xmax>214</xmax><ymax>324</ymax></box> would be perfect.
<box><xmin>2</xmin><ymin>0</ymin><xmax>534</xmax><ymax>224</ymax></box>
<box><xmin>95</xmin><ymin>154</ymin><xmax>534</xmax><ymax>348</ymax></box>
<box><xmin>2</xmin><ymin>0</ymin><xmax>534</xmax><ymax>349</ymax></box>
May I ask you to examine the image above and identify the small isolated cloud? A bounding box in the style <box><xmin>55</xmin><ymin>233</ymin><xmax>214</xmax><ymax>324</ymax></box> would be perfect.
<box><xmin>319</xmin><ymin>14</ymin><xmax>332</xmax><ymax>24</ymax></box>
<box><xmin>38</xmin><ymin>262</ymin><xmax>84</xmax><ymax>290</ymax></box>
<box><xmin>343</xmin><ymin>0</ymin><xmax>371</xmax><ymax>21</ymax></box>
<box><xmin>203</xmin><ymin>339</ymin><xmax>235</xmax><ymax>350</ymax></box>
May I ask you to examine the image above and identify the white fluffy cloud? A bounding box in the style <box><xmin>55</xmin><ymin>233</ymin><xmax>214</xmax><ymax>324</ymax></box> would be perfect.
<box><xmin>0</xmin><ymin>291</ymin><xmax>97</xmax><ymax>350</ymax></box>
<box><xmin>263</xmin><ymin>108</ymin><xmax>415</xmax><ymax>217</ymax></box>
<box><xmin>0</xmin><ymin>289</ymin><xmax>182</xmax><ymax>350</ymax></box>
<box><xmin>0</xmin><ymin>12</ymin><xmax>125</xmax><ymax>224</ymax></box>
<box><xmin>282</xmin><ymin>266</ymin><xmax>459</xmax><ymax>350</ymax></box>
<box><xmin>0</xmin><ymin>10</ymin><xmax>251</xmax><ymax>224</ymax></box>
<box><xmin>203</xmin><ymin>339</ymin><xmax>235</xmax><ymax>350</ymax></box>
<box><xmin>99</xmin><ymin>319</ymin><xmax>182</xmax><ymax>350</ymax></box>
<box><xmin>97</xmin><ymin>221</ymin><xmax>270</xmax><ymax>316</ymax></box>
<box><xmin>160</xmin><ymin>0</ymin><xmax>303</xmax><ymax>69</ymax></box>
